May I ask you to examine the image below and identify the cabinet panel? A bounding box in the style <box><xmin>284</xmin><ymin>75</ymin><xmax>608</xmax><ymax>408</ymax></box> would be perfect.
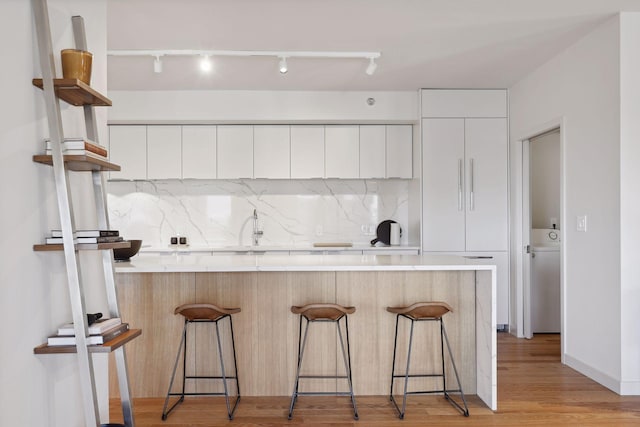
<box><xmin>182</xmin><ymin>126</ymin><xmax>216</xmax><ymax>179</ymax></box>
<box><xmin>386</xmin><ymin>125</ymin><xmax>413</xmax><ymax>178</ymax></box>
<box><xmin>465</xmin><ymin>252</ymin><xmax>509</xmax><ymax>326</ymax></box>
<box><xmin>254</xmin><ymin>125</ymin><xmax>290</xmax><ymax>179</ymax></box>
<box><xmin>147</xmin><ymin>126</ymin><xmax>181</xmax><ymax>179</ymax></box>
<box><xmin>464</xmin><ymin>119</ymin><xmax>508</xmax><ymax>251</ymax></box>
<box><xmin>421</xmin><ymin>89</ymin><xmax>507</xmax><ymax>118</ymax></box>
<box><xmin>359</xmin><ymin>125</ymin><xmax>385</xmax><ymax>178</ymax></box>
<box><xmin>290</xmin><ymin>126</ymin><xmax>324</xmax><ymax>179</ymax></box>
<box><xmin>422</xmin><ymin>119</ymin><xmax>465</xmax><ymax>251</ymax></box>
<box><xmin>109</xmin><ymin>125</ymin><xmax>147</xmax><ymax>180</ymax></box>
<box><xmin>325</xmin><ymin>125</ymin><xmax>359</xmax><ymax>178</ymax></box>
<box><xmin>217</xmin><ymin>125</ymin><xmax>253</xmax><ymax>179</ymax></box>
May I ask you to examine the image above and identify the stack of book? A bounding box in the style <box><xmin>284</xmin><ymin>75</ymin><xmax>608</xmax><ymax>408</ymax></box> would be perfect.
<box><xmin>46</xmin><ymin>229</ymin><xmax>123</xmax><ymax>245</ymax></box>
<box><xmin>48</xmin><ymin>317</ymin><xmax>129</xmax><ymax>346</ymax></box>
<box><xmin>44</xmin><ymin>137</ymin><xmax>108</xmax><ymax>160</ymax></box>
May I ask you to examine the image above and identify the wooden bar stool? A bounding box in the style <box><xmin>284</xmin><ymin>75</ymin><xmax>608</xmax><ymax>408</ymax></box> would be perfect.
<box><xmin>162</xmin><ymin>303</ymin><xmax>241</xmax><ymax>421</ymax></box>
<box><xmin>288</xmin><ymin>303</ymin><xmax>359</xmax><ymax>420</ymax></box>
<box><xmin>387</xmin><ymin>302</ymin><xmax>469</xmax><ymax>419</ymax></box>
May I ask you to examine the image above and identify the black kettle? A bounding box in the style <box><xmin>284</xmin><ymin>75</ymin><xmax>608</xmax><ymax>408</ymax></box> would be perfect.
<box><xmin>370</xmin><ymin>220</ymin><xmax>400</xmax><ymax>246</ymax></box>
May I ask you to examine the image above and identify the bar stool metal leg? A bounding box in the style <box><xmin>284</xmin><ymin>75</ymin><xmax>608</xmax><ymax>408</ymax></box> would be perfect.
<box><xmin>441</xmin><ymin>319</ymin><xmax>469</xmax><ymax>416</ymax></box>
<box><xmin>288</xmin><ymin>316</ymin><xmax>311</xmax><ymax>419</ymax></box>
<box><xmin>162</xmin><ymin>320</ymin><xmax>188</xmax><ymax>420</ymax></box>
<box><xmin>337</xmin><ymin>315</ymin><xmax>359</xmax><ymax>419</ymax></box>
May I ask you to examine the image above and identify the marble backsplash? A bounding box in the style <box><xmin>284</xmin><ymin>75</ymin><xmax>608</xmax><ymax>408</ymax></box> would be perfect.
<box><xmin>107</xmin><ymin>180</ymin><xmax>411</xmax><ymax>249</ymax></box>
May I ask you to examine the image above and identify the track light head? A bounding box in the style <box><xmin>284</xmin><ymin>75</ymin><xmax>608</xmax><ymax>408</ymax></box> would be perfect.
<box><xmin>200</xmin><ymin>55</ymin><xmax>213</xmax><ymax>72</ymax></box>
<box><xmin>279</xmin><ymin>57</ymin><xmax>288</xmax><ymax>74</ymax></box>
<box><xmin>366</xmin><ymin>57</ymin><xmax>377</xmax><ymax>76</ymax></box>
<box><xmin>153</xmin><ymin>55</ymin><xmax>162</xmax><ymax>73</ymax></box>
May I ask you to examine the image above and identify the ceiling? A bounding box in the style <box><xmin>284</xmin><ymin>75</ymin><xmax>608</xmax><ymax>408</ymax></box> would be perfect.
<box><xmin>107</xmin><ymin>0</ymin><xmax>640</xmax><ymax>91</ymax></box>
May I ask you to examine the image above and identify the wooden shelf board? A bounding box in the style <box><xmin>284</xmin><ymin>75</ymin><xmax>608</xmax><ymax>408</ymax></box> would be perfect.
<box><xmin>32</xmin><ymin>78</ymin><xmax>112</xmax><ymax>106</ymax></box>
<box><xmin>33</xmin><ymin>154</ymin><xmax>121</xmax><ymax>172</ymax></box>
<box><xmin>34</xmin><ymin>329</ymin><xmax>141</xmax><ymax>354</ymax></box>
<box><xmin>34</xmin><ymin>241</ymin><xmax>131</xmax><ymax>252</ymax></box>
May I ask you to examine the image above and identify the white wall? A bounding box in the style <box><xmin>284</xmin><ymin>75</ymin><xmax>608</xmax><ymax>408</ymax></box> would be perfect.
<box><xmin>619</xmin><ymin>13</ymin><xmax>640</xmax><ymax>394</ymax></box>
<box><xmin>107</xmin><ymin>90</ymin><xmax>418</xmax><ymax>123</ymax></box>
<box><xmin>510</xmin><ymin>16</ymin><xmax>624</xmax><ymax>391</ymax></box>
<box><xmin>530</xmin><ymin>130</ymin><xmax>560</xmax><ymax>229</ymax></box>
<box><xmin>0</xmin><ymin>1</ymin><xmax>110</xmax><ymax>426</ymax></box>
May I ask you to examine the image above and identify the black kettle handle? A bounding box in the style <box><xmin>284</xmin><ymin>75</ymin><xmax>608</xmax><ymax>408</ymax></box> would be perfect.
<box><xmin>370</xmin><ymin>238</ymin><xmax>379</xmax><ymax>246</ymax></box>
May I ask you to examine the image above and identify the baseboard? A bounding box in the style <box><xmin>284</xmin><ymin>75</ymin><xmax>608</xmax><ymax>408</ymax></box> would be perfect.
<box><xmin>564</xmin><ymin>354</ymin><xmax>620</xmax><ymax>394</ymax></box>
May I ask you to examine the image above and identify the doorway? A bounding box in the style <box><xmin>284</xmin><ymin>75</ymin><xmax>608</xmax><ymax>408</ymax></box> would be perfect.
<box><xmin>513</xmin><ymin>120</ymin><xmax>565</xmax><ymax>362</ymax></box>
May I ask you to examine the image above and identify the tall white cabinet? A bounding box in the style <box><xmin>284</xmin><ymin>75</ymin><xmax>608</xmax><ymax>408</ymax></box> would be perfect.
<box><xmin>421</xmin><ymin>89</ymin><xmax>509</xmax><ymax>326</ymax></box>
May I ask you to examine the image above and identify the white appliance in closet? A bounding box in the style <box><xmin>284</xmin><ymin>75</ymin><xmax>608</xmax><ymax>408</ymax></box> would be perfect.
<box><xmin>421</xmin><ymin>89</ymin><xmax>510</xmax><ymax>327</ymax></box>
<box><xmin>531</xmin><ymin>228</ymin><xmax>561</xmax><ymax>333</ymax></box>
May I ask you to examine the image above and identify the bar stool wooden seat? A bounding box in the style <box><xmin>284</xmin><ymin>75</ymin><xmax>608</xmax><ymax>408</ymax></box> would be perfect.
<box><xmin>288</xmin><ymin>303</ymin><xmax>359</xmax><ymax>420</ymax></box>
<box><xmin>387</xmin><ymin>301</ymin><xmax>469</xmax><ymax>419</ymax></box>
<box><xmin>162</xmin><ymin>303</ymin><xmax>241</xmax><ymax>421</ymax></box>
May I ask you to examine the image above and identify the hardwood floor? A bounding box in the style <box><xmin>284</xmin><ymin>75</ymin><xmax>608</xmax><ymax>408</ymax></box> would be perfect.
<box><xmin>110</xmin><ymin>333</ymin><xmax>640</xmax><ymax>426</ymax></box>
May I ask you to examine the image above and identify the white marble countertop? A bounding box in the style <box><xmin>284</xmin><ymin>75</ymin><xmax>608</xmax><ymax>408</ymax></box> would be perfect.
<box><xmin>115</xmin><ymin>254</ymin><xmax>497</xmax><ymax>273</ymax></box>
<box><xmin>139</xmin><ymin>244</ymin><xmax>421</xmax><ymax>253</ymax></box>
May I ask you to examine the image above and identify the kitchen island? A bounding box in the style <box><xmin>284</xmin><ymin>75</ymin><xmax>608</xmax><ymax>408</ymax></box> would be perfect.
<box><xmin>112</xmin><ymin>254</ymin><xmax>497</xmax><ymax>410</ymax></box>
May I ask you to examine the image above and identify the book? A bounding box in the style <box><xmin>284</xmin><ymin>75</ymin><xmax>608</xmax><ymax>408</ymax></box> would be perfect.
<box><xmin>47</xmin><ymin>323</ymin><xmax>129</xmax><ymax>346</ymax></box>
<box><xmin>44</xmin><ymin>138</ymin><xmax>108</xmax><ymax>157</ymax></box>
<box><xmin>57</xmin><ymin>317</ymin><xmax>121</xmax><ymax>336</ymax></box>
<box><xmin>44</xmin><ymin>149</ymin><xmax>107</xmax><ymax>159</ymax></box>
<box><xmin>51</xmin><ymin>229</ymin><xmax>119</xmax><ymax>238</ymax></box>
<box><xmin>46</xmin><ymin>236</ymin><xmax>123</xmax><ymax>244</ymax></box>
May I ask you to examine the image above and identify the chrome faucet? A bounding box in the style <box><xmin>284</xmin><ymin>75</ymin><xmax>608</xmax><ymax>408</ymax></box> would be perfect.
<box><xmin>252</xmin><ymin>209</ymin><xmax>263</xmax><ymax>246</ymax></box>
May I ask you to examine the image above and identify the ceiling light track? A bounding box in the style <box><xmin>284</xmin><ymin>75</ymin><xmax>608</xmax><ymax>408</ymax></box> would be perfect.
<box><xmin>107</xmin><ymin>49</ymin><xmax>381</xmax><ymax>75</ymax></box>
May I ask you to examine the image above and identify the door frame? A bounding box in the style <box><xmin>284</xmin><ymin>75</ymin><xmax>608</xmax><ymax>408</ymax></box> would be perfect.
<box><xmin>511</xmin><ymin>117</ymin><xmax>566</xmax><ymax>362</ymax></box>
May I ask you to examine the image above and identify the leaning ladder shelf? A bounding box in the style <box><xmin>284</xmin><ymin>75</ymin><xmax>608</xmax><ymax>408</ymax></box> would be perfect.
<box><xmin>32</xmin><ymin>2</ymin><xmax>137</xmax><ymax>426</ymax></box>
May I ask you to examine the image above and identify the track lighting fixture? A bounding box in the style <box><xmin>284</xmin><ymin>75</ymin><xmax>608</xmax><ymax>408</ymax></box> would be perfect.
<box><xmin>153</xmin><ymin>55</ymin><xmax>162</xmax><ymax>73</ymax></box>
<box><xmin>365</xmin><ymin>57</ymin><xmax>377</xmax><ymax>76</ymax></box>
<box><xmin>199</xmin><ymin>55</ymin><xmax>212</xmax><ymax>72</ymax></box>
<box><xmin>109</xmin><ymin>49</ymin><xmax>382</xmax><ymax>76</ymax></box>
<box><xmin>279</xmin><ymin>57</ymin><xmax>288</xmax><ymax>74</ymax></box>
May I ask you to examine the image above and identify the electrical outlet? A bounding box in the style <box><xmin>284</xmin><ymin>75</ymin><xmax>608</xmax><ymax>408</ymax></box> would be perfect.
<box><xmin>576</xmin><ymin>215</ymin><xmax>587</xmax><ymax>232</ymax></box>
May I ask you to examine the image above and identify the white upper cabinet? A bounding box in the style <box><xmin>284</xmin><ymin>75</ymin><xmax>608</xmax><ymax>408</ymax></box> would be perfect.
<box><xmin>421</xmin><ymin>89</ymin><xmax>507</xmax><ymax>118</ymax></box>
<box><xmin>147</xmin><ymin>126</ymin><xmax>182</xmax><ymax>179</ymax></box>
<box><xmin>254</xmin><ymin>125</ymin><xmax>290</xmax><ymax>179</ymax></box>
<box><xmin>386</xmin><ymin>125</ymin><xmax>413</xmax><ymax>179</ymax></box>
<box><xmin>109</xmin><ymin>125</ymin><xmax>147</xmax><ymax>180</ymax></box>
<box><xmin>359</xmin><ymin>125</ymin><xmax>386</xmax><ymax>179</ymax></box>
<box><xmin>182</xmin><ymin>125</ymin><xmax>217</xmax><ymax>179</ymax></box>
<box><xmin>291</xmin><ymin>126</ymin><xmax>324</xmax><ymax>179</ymax></box>
<box><xmin>325</xmin><ymin>125</ymin><xmax>359</xmax><ymax>178</ymax></box>
<box><xmin>217</xmin><ymin>125</ymin><xmax>254</xmax><ymax>179</ymax></box>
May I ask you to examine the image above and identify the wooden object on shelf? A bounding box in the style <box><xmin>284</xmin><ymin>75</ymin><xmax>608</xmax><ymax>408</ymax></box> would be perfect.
<box><xmin>33</xmin><ymin>154</ymin><xmax>121</xmax><ymax>172</ymax></box>
<box><xmin>34</xmin><ymin>329</ymin><xmax>141</xmax><ymax>354</ymax></box>
<box><xmin>33</xmin><ymin>241</ymin><xmax>131</xmax><ymax>252</ymax></box>
<box><xmin>32</xmin><ymin>78</ymin><xmax>111</xmax><ymax>106</ymax></box>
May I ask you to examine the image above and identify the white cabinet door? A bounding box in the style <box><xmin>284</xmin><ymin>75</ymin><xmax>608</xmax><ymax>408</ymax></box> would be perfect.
<box><xmin>325</xmin><ymin>125</ymin><xmax>359</xmax><ymax>178</ymax></box>
<box><xmin>254</xmin><ymin>125</ymin><xmax>290</xmax><ymax>179</ymax></box>
<box><xmin>359</xmin><ymin>125</ymin><xmax>385</xmax><ymax>178</ymax></box>
<box><xmin>217</xmin><ymin>125</ymin><xmax>253</xmax><ymax>179</ymax></box>
<box><xmin>465</xmin><ymin>119</ymin><xmax>508</xmax><ymax>251</ymax></box>
<box><xmin>421</xmin><ymin>89</ymin><xmax>507</xmax><ymax>118</ymax></box>
<box><xmin>422</xmin><ymin>119</ymin><xmax>465</xmax><ymax>251</ymax></box>
<box><xmin>182</xmin><ymin>125</ymin><xmax>216</xmax><ymax>179</ymax></box>
<box><xmin>386</xmin><ymin>125</ymin><xmax>413</xmax><ymax>178</ymax></box>
<box><xmin>109</xmin><ymin>125</ymin><xmax>147</xmax><ymax>180</ymax></box>
<box><xmin>290</xmin><ymin>126</ymin><xmax>324</xmax><ymax>179</ymax></box>
<box><xmin>147</xmin><ymin>126</ymin><xmax>181</xmax><ymax>179</ymax></box>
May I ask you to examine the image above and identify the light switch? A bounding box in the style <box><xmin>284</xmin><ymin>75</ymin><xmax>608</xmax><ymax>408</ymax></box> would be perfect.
<box><xmin>576</xmin><ymin>215</ymin><xmax>587</xmax><ymax>232</ymax></box>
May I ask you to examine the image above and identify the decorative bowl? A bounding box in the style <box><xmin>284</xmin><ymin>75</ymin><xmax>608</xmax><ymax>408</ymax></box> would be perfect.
<box><xmin>113</xmin><ymin>239</ymin><xmax>142</xmax><ymax>261</ymax></box>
